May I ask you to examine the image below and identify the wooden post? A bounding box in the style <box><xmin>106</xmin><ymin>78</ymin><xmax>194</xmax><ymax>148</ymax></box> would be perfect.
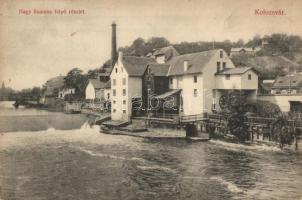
<box><xmin>295</xmin><ymin>136</ymin><xmax>298</xmax><ymax>151</ymax></box>
<box><xmin>251</xmin><ymin>126</ymin><xmax>254</xmax><ymax>141</ymax></box>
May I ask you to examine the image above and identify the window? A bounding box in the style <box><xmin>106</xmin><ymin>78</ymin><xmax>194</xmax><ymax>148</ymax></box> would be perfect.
<box><xmin>194</xmin><ymin>89</ymin><xmax>198</xmax><ymax>97</ymax></box>
<box><xmin>123</xmin><ymin>110</ymin><xmax>126</xmax><ymax>114</ymax></box>
<box><xmin>248</xmin><ymin>74</ymin><xmax>252</xmax><ymax>80</ymax></box>
<box><xmin>123</xmin><ymin>100</ymin><xmax>126</xmax><ymax>104</ymax></box>
<box><xmin>194</xmin><ymin>76</ymin><xmax>197</xmax><ymax>83</ymax></box>
<box><xmin>223</xmin><ymin>62</ymin><xmax>226</xmax><ymax>69</ymax></box>
<box><xmin>115</xmin><ymin>68</ymin><xmax>118</xmax><ymax>73</ymax></box>
<box><xmin>122</xmin><ymin>78</ymin><xmax>126</xmax><ymax>85</ymax></box>
<box><xmin>113</xmin><ymin>109</ymin><xmax>116</xmax><ymax>113</ymax></box>
<box><xmin>170</xmin><ymin>78</ymin><xmax>173</xmax><ymax>84</ymax></box>
<box><xmin>123</xmin><ymin>89</ymin><xmax>126</xmax><ymax>96</ymax></box>
<box><xmin>217</xmin><ymin>62</ymin><xmax>221</xmax><ymax>72</ymax></box>
<box><xmin>113</xmin><ymin>79</ymin><xmax>116</xmax><ymax>86</ymax></box>
<box><xmin>107</xmin><ymin>93</ymin><xmax>110</xmax><ymax>99</ymax></box>
<box><xmin>113</xmin><ymin>100</ymin><xmax>116</xmax><ymax>104</ymax></box>
<box><xmin>220</xmin><ymin>50</ymin><xmax>223</xmax><ymax>58</ymax></box>
<box><xmin>226</xmin><ymin>74</ymin><xmax>230</xmax><ymax>80</ymax></box>
<box><xmin>113</xmin><ymin>89</ymin><xmax>116</xmax><ymax>96</ymax></box>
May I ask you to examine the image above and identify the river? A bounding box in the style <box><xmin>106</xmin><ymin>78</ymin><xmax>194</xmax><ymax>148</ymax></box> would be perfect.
<box><xmin>0</xmin><ymin>101</ymin><xmax>301</xmax><ymax>200</ymax></box>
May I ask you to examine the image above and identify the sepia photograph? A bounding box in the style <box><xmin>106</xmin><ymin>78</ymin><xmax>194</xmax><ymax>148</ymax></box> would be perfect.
<box><xmin>0</xmin><ymin>0</ymin><xmax>302</xmax><ymax>199</ymax></box>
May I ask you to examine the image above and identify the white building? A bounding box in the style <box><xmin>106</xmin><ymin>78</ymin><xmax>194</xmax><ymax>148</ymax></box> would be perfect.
<box><xmin>230</xmin><ymin>47</ymin><xmax>261</xmax><ymax>58</ymax></box>
<box><xmin>110</xmin><ymin>52</ymin><xmax>155</xmax><ymax>121</ymax></box>
<box><xmin>85</xmin><ymin>79</ymin><xmax>108</xmax><ymax>101</ymax></box>
<box><xmin>167</xmin><ymin>49</ymin><xmax>258</xmax><ymax>115</ymax></box>
<box><xmin>110</xmin><ymin>49</ymin><xmax>259</xmax><ymax>121</ymax></box>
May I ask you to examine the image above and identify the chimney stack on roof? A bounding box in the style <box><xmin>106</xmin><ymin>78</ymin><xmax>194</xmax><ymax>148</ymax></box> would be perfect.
<box><xmin>184</xmin><ymin>60</ymin><xmax>188</xmax><ymax>72</ymax></box>
<box><xmin>111</xmin><ymin>21</ymin><xmax>117</xmax><ymax>68</ymax></box>
<box><xmin>118</xmin><ymin>51</ymin><xmax>123</xmax><ymax>61</ymax></box>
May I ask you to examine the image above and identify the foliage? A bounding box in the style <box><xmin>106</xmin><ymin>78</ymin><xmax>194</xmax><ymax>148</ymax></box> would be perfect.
<box><xmin>119</xmin><ymin>37</ymin><xmax>171</xmax><ymax>56</ymax></box>
<box><xmin>64</xmin><ymin>68</ymin><xmax>87</xmax><ymax>97</ymax></box>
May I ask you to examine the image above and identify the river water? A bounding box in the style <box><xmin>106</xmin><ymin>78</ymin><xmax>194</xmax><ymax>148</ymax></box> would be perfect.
<box><xmin>0</xmin><ymin>101</ymin><xmax>301</xmax><ymax>200</ymax></box>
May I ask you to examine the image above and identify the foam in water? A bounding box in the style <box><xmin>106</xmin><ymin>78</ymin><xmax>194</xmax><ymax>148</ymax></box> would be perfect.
<box><xmin>210</xmin><ymin>176</ymin><xmax>244</xmax><ymax>193</ymax></box>
<box><xmin>210</xmin><ymin>139</ymin><xmax>281</xmax><ymax>153</ymax></box>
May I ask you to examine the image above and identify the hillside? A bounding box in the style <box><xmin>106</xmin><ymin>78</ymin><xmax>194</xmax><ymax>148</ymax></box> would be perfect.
<box><xmin>232</xmin><ymin>55</ymin><xmax>301</xmax><ymax>79</ymax></box>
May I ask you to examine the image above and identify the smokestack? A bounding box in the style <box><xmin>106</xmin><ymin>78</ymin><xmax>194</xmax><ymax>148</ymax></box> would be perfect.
<box><xmin>111</xmin><ymin>21</ymin><xmax>117</xmax><ymax>68</ymax></box>
<box><xmin>184</xmin><ymin>60</ymin><xmax>188</xmax><ymax>72</ymax></box>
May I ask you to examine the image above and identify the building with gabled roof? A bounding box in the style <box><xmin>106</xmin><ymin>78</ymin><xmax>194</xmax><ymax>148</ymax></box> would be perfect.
<box><xmin>230</xmin><ymin>47</ymin><xmax>261</xmax><ymax>58</ymax></box>
<box><xmin>110</xmin><ymin>52</ymin><xmax>156</xmax><ymax>121</ymax></box>
<box><xmin>85</xmin><ymin>79</ymin><xmax>108</xmax><ymax>100</ymax></box>
<box><xmin>110</xmin><ymin>49</ymin><xmax>259</xmax><ymax>121</ymax></box>
<box><xmin>271</xmin><ymin>74</ymin><xmax>302</xmax><ymax>95</ymax></box>
<box><xmin>147</xmin><ymin>46</ymin><xmax>179</xmax><ymax>64</ymax></box>
<box><xmin>167</xmin><ymin>49</ymin><xmax>258</xmax><ymax>115</ymax></box>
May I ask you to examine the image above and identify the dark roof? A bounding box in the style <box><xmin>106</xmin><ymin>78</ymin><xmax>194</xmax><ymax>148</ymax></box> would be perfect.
<box><xmin>44</xmin><ymin>75</ymin><xmax>65</xmax><ymax>88</ymax></box>
<box><xmin>148</xmin><ymin>63</ymin><xmax>170</xmax><ymax>76</ymax></box>
<box><xmin>104</xmin><ymin>80</ymin><xmax>111</xmax><ymax>89</ymax></box>
<box><xmin>98</xmin><ymin>72</ymin><xmax>111</xmax><ymax>77</ymax></box>
<box><xmin>167</xmin><ymin>50</ymin><xmax>219</xmax><ymax>76</ymax></box>
<box><xmin>88</xmin><ymin>79</ymin><xmax>107</xmax><ymax>89</ymax></box>
<box><xmin>260</xmin><ymin>82</ymin><xmax>274</xmax><ymax>91</ymax></box>
<box><xmin>231</xmin><ymin>47</ymin><xmax>260</xmax><ymax>52</ymax></box>
<box><xmin>122</xmin><ymin>56</ymin><xmax>156</xmax><ymax>77</ymax></box>
<box><xmin>215</xmin><ymin>67</ymin><xmax>255</xmax><ymax>75</ymax></box>
<box><xmin>272</xmin><ymin>74</ymin><xmax>302</xmax><ymax>89</ymax></box>
<box><xmin>152</xmin><ymin>46</ymin><xmax>180</xmax><ymax>60</ymax></box>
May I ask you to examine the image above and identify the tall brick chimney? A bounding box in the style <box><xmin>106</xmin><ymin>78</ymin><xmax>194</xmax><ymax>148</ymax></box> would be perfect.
<box><xmin>111</xmin><ymin>21</ymin><xmax>117</xmax><ymax>68</ymax></box>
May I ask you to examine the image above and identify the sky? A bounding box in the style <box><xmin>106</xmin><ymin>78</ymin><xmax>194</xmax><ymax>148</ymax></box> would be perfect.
<box><xmin>0</xmin><ymin>0</ymin><xmax>302</xmax><ymax>90</ymax></box>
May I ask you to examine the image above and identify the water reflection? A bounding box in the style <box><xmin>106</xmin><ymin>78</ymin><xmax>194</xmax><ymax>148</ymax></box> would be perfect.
<box><xmin>0</xmin><ymin>101</ymin><xmax>89</xmax><ymax>132</ymax></box>
<box><xmin>0</xmin><ymin>101</ymin><xmax>302</xmax><ymax>200</ymax></box>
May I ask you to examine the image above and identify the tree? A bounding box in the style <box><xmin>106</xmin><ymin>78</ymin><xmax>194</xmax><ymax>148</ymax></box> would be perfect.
<box><xmin>64</xmin><ymin>68</ymin><xmax>87</xmax><ymax>97</ymax></box>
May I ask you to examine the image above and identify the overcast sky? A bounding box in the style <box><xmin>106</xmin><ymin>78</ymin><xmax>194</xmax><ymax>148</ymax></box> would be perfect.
<box><xmin>1</xmin><ymin>0</ymin><xmax>302</xmax><ymax>90</ymax></box>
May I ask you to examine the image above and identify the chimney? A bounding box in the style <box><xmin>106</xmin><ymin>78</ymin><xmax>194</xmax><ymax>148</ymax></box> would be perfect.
<box><xmin>111</xmin><ymin>21</ymin><xmax>117</xmax><ymax>68</ymax></box>
<box><xmin>184</xmin><ymin>60</ymin><xmax>188</xmax><ymax>72</ymax></box>
<box><xmin>118</xmin><ymin>51</ymin><xmax>123</xmax><ymax>60</ymax></box>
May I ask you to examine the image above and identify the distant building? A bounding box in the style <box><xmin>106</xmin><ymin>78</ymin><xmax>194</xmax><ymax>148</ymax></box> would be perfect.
<box><xmin>58</xmin><ymin>87</ymin><xmax>75</xmax><ymax>99</ymax></box>
<box><xmin>41</xmin><ymin>75</ymin><xmax>65</xmax><ymax>104</ymax></box>
<box><xmin>146</xmin><ymin>46</ymin><xmax>179</xmax><ymax>64</ymax></box>
<box><xmin>110</xmin><ymin>52</ymin><xmax>156</xmax><ymax>121</ymax></box>
<box><xmin>230</xmin><ymin>47</ymin><xmax>261</xmax><ymax>58</ymax></box>
<box><xmin>259</xmin><ymin>80</ymin><xmax>275</xmax><ymax>94</ymax></box>
<box><xmin>271</xmin><ymin>74</ymin><xmax>302</xmax><ymax>95</ymax></box>
<box><xmin>85</xmin><ymin>79</ymin><xmax>108</xmax><ymax>101</ymax></box>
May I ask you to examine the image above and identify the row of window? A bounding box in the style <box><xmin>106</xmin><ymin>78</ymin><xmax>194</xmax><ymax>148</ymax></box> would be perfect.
<box><xmin>112</xmin><ymin>89</ymin><xmax>127</xmax><ymax>96</ymax></box>
<box><xmin>225</xmin><ymin>74</ymin><xmax>252</xmax><ymax>80</ymax></box>
<box><xmin>170</xmin><ymin>75</ymin><xmax>199</xmax><ymax>85</ymax></box>
<box><xmin>112</xmin><ymin>78</ymin><xmax>127</xmax><ymax>86</ymax></box>
<box><xmin>112</xmin><ymin>100</ymin><xmax>127</xmax><ymax>104</ymax></box>
<box><xmin>112</xmin><ymin>109</ymin><xmax>126</xmax><ymax>114</ymax></box>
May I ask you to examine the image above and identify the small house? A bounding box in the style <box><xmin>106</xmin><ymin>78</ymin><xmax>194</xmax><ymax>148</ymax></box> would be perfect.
<box><xmin>85</xmin><ymin>79</ymin><xmax>107</xmax><ymax>101</ymax></box>
<box><xmin>271</xmin><ymin>74</ymin><xmax>302</xmax><ymax>95</ymax></box>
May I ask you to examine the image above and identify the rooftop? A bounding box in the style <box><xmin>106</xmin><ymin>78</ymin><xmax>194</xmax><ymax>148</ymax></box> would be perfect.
<box><xmin>215</xmin><ymin>67</ymin><xmax>255</xmax><ymax>75</ymax></box>
<box><xmin>88</xmin><ymin>79</ymin><xmax>107</xmax><ymax>89</ymax></box>
<box><xmin>122</xmin><ymin>56</ymin><xmax>156</xmax><ymax>77</ymax></box>
<box><xmin>167</xmin><ymin>49</ymin><xmax>219</xmax><ymax>76</ymax></box>
<box><xmin>272</xmin><ymin>74</ymin><xmax>302</xmax><ymax>89</ymax></box>
<box><xmin>148</xmin><ymin>63</ymin><xmax>170</xmax><ymax>76</ymax></box>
